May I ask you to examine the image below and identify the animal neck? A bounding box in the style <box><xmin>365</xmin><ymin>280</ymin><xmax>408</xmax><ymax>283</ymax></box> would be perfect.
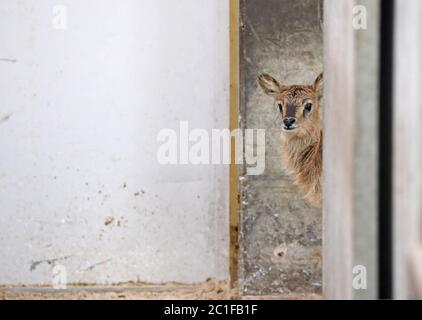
<box><xmin>283</xmin><ymin>129</ymin><xmax>321</xmax><ymax>157</ymax></box>
<box><xmin>281</xmin><ymin>128</ymin><xmax>322</xmax><ymax>182</ymax></box>
<box><xmin>282</xmin><ymin>128</ymin><xmax>323</xmax><ymax>207</ymax></box>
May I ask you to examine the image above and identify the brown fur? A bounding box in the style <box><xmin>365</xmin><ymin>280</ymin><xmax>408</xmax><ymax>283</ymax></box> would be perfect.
<box><xmin>258</xmin><ymin>73</ymin><xmax>323</xmax><ymax>207</ymax></box>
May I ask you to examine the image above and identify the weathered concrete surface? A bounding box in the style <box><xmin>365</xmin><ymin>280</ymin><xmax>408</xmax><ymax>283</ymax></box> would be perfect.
<box><xmin>239</xmin><ymin>0</ymin><xmax>323</xmax><ymax>295</ymax></box>
<box><xmin>353</xmin><ymin>0</ymin><xmax>380</xmax><ymax>300</ymax></box>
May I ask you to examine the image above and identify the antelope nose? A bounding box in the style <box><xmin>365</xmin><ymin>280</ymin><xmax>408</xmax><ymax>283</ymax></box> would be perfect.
<box><xmin>283</xmin><ymin>117</ymin><xmax>296</xmax><ymax>128</ymax></box>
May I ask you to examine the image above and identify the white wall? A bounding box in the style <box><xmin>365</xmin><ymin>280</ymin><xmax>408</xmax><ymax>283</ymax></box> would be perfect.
<box><xmin>393</xmin><ymin>0</ymin><xmax>422</xmax><ymax>299</ymax></box>
<box><xmin>0</xmin><ymin>0</ymin><xmax>229</xmax><ymax>285</ymax></box>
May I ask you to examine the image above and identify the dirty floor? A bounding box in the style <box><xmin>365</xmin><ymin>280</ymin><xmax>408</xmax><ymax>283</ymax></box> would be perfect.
<box><xmin>0</xmin><ymin>279</ymin><xmax>321</xmax><ymax>300</ymax></box>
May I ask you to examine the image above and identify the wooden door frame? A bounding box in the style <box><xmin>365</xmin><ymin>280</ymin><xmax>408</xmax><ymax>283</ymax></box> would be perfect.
<box><xmin>229</xmin><ymin>0</ymin><xmax>240</xmax><ymax>288</ymax></box>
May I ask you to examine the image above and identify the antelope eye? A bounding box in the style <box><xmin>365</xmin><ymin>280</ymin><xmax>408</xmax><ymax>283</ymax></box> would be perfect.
<box><xmin>277</xmin><ymin>102</ymin><xmax>283</xmax><ymax>113</ymax></box>
<box><xmin>304</xmin><ymin>102</ymin><xmax>313</xmax><ymax>112</ymax></box>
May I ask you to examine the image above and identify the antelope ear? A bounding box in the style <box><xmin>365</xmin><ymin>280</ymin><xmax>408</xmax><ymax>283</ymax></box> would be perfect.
<box><xmin>313</xmin><ymin>72</ymin><xmax>323</xmax><ymax>96</ymax></box>
<box><xmin>258</xmin><ymin>74</ymin><xmax>282</xmax><ymax>97</ymax></box>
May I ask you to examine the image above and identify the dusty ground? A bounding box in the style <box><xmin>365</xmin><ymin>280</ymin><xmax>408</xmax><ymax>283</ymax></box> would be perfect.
<box><xmin>0</xmin><ymin>279</ymin><xmax>321</xmax><ymax>300</ymax></box>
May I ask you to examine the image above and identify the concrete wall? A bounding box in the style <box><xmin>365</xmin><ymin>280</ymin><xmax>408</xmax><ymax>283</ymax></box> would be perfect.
<box><xmin>323</xmin><ymin>0</ymin><xmax>355</xmax><ymax>299</ymax></box>
<box><xmin>0</xmin><ymin>0</ymin><xmax>229</xmax><ymax>285</ymax></box>
<box><xmin>353</xmin><ymin>0</ymin><xmax>380</xmax><ymax>300</ymax></box>
<box><xmin>393</xmin><ymin>0</ymin><xmax>422</xmax><ymax>299</ymax></box>
<box><xmin>238</xmin><ymin>0</ymin><xmax>323</xmax><ymax>295</ymax></box>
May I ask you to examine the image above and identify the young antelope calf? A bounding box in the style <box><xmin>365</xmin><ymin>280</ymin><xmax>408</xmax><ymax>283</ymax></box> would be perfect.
<box><xmin>258</xmin><ymin>73</ymin><xmax>323</xmax><ymax>207</ymax></box>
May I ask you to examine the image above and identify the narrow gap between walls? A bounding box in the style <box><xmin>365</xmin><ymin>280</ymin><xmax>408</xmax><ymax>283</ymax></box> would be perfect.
<box><xmin>378</xmin><ymin>0</ymin><xmax>395</xmax><ymax>300</ymax></box>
